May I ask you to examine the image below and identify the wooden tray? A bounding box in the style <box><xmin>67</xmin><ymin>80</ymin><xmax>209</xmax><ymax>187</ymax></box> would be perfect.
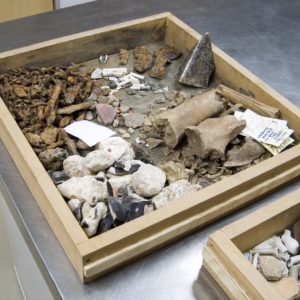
<box><xmin>0</xmin><ymin>12</ymin><xmax>299</xmax><ymax>283</ymax></box>
<box><xmin>203</xmin><ymin>189</ymin><xmax>300</xmax><ymax>300</ymax></box>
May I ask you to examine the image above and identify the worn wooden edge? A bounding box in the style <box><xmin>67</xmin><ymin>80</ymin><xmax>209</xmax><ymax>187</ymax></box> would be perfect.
<box><xmin>165</xmin><ymin>14</ymin><xmax>300</xmax><ymax>139</ymax></box>
<box><xmin>0</xmin><ymin>99</ymin><xmax>87</xmax><ymax>278</ymax></box>
<box><xmin>222</xmin><ymin>188</ymin><xmax>300</xmax><ymax>250</ymax></box>
<box><xmin>0</xmin><ymin>12</ymin><xmax>169</xmax><ymax>72</ymax></box>
<box><xmin>202</xmin><ymin>247</ymin><xmax>250</xmax><ymax>300</ymax></box>
<box><xmin>204</xmin><ymin>189</ymin><xmax>300</xmax><ymax>299</ymax></box>
<box><xmin>207</xmin><ymin>231</ymin><xmax>284</xmax><ymax>300</ymax></box>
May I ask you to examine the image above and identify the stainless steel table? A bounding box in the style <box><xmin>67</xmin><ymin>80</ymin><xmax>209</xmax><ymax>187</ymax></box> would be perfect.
<box><xmin>0</xmin><ymin>1</ymin><xmax>299</xmax><ymax>299</ymax></box>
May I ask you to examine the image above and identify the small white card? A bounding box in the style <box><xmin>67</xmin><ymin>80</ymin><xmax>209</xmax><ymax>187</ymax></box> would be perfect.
<box><xmin>234</xmin><ymin>109</ymin><xmax>293</xmax><ymax>147</ymax></box>
<box><xmin>64</xmin><ymin>120</ymin><xmax>116</xmax><ymax>147</ymax></box>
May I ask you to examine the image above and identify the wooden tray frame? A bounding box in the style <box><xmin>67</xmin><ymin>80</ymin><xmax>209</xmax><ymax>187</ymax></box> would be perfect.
<box><xmin>203</xmin><ymin>189</ymin><xmax>300</xmax><ymax>300</ymax></box>
<box><xmin>0</xmin><ymin>12</ymin><xmax>300</xmax><ymax>282</ymax></box>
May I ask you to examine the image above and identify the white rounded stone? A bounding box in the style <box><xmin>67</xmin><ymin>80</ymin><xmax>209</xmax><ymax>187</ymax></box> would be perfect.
<box><xmin>131</xmin><ymin>164</ymin><xmax>166</xmax><ymax>197</ymax></box>
<box><xmin>81</xmin><ymin>202</ymin><xmax>107</xmax><ymax>237</ymax></box>
<box><xmin>108</xmin><ymin>174</ymin><xmax>132</xmax><ymax>190</ymax></box>
<box><xmin>63</xmin><ymin>155</ymin><xmax>91</xmax><ymax>177</ymax></box>
<box><xmin>85</xmin><ymin>150</ymin><xmax>115</xmax><ymax>172</ymax></box>
<box><xmin>57</xmin><ymin>176</ymin><xmax>108</xmax><ymax>206</ymax></box>
<box><xmin>96</xmin><ymin>137</ymin><xmax>134</xmax><ymax>161</ymax></box>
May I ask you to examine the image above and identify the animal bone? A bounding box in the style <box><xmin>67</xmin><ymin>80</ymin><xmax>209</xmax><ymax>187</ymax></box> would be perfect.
<box><xmin>133</xmin><ymin>46</ymin><xmax>153</xmax><ymax>73</ymax></box>
<box><xmin>154</xmin><ymin>90</ymin><xmax>223</xmax><ymax>148</ymax></box>
<box><xmin>59</xmin><ymin>129</ymin><xmax>78</xmax><ymax>155</ymax></box>
<box><xmin>185</xmin><ymin>115</ymin><xmax>246</xmax><ymax>159</ymax></box>
<box><xmin>281</xmin><ymin>229</ymin><xmax>299</xmax><ymax>255</ymax></box>
<box><xmin>119</xmin><ymin>49</ymin><xmax>129</xmax><ymax>65</ymax></box>
<box><xmin>224</xmin><ymin>137</ymin><xmax>265</xmax><ymax>167</ymax></box>
<box><xmin>216</xmin><ymin>84</ymin><xmax>280</xmax><ymax>118</ymax></box>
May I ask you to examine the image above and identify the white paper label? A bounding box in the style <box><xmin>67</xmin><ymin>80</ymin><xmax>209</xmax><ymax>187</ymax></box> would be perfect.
<box><xmin>64</xmin><ymin>120</ymin><xmax>116</xmax><ymax>147</ymax></box>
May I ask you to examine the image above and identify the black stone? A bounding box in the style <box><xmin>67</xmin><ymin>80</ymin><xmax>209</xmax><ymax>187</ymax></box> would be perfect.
<box><xmin>108</xmin><ymin>197</ymin><xmax>128</xmax><ymax>224</ymax></box>
<box><xmin>97</xmin><ymin>213</ymin><xmax>114</xmax><ymax>234</ymax></box>
<box><xmin>178</xmin><ymin>33</ymin><xmax>215</xmax><ymax>88</ymax></box>
<box><xmin>126</xmin><ymin>200</ymin><xmax>152</xmax><ymax>221</ymax></box>
<box><xmin>48</xmin><ymin>170</ymin><xmax>70</xmax><ymax>185</ymax></box>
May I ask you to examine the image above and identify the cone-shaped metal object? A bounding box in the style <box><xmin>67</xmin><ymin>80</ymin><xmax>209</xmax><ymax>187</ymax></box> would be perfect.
<box><xmin>178</xmin><ymin>33</ymin><xmax>215</xmax><ymax>88</ymax></box>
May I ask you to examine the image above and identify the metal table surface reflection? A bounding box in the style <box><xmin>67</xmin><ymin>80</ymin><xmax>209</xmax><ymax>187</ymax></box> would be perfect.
<box><xmin>0</xmin><ymin>1</ymin><xmax>299</xmax><ymax>299</ymax></box>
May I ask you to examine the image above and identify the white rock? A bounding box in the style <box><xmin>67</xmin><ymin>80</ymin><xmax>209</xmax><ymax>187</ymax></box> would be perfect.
<box><xmin>95</xmin><ymin>171</ymin><xmax>106</xmax><ymax>181</ymax></box>
<box><xmin>57</xmin><ymin>176</ymin><xmax>107</xmax><ymax>206</ymax></box>
<box><xmin>102</xmin><ymin>68</ymin><xmax>127</xmax><ymax>77</ymax></box>
<box><xmin>281</xmin><ymin>229</ymin><xmax>299</xmax><ymax>255</ymax></box>
<box><xmin>81</xmin><ymin>202</ymin><xmax>107</xmax><ymax>237</ymax></box>
<box><xmin>63</xmin><ymin>155</ymin><xmax>91</xmax><ymax>177</ymax></box>
<box><xmin>131</xmin><ymin>164</ymin><xmax>166</xmax><ymax>197</ymax></box>
<box><xmin>108</xmin><ymin>174</ymin><xmax>132</xmax><ymax>190</ymax></box>
<box><xmin>67</xmin><ymin>198</ymin><xmax>82</xmax><ymax>221</ymax></box>
<box><xmin>85</xmin><ymin>150</ymin><xmax>115</xmax><ymax>172</ymax></box>
<box><xmin>96</xmin><ymin>137</ymin><xmax>134</xmax><ymax>161</ymax></box>
<box><xmin>152</xmin><ymin>179</ymin><xmax>201</xmax><ymax>209</ymax></box>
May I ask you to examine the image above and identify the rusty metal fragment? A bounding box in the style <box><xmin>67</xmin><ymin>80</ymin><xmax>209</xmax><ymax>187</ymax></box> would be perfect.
<box><xmin>149</xmin><ymin>46</ymin><xmax>181</xmax><ymax>79</ymax></box>
<box><xmin>57</xmin><ymin>102</ymin><xmax>91</xmax><ymax>115</ymax></box>
<box><xmin>119</xmin><ymin>49</ymin><xmax>129</xmax><ymax>65</ymax></box>
<box><xmin>178</xmin><ymin>33</ymin><xmax>215</xmax><ymax>88</ymax></box>
<box><xmin>44</xmin><ymin>81</ymin><xmax>62</xmax><ymax>126</ymax></box>
<box><xmin>133</xmin><ymin>46</ymin><xmax>153</xmax><ymax>73</ymax></box>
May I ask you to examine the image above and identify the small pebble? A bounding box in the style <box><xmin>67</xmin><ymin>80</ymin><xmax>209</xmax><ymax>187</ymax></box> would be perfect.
<box><xmin>112</xmin><ymin>101</ymin><xmax>120</xmax><ymax>107</ymax></box>
<box><xmin>127</xmin><ymin>89</ymin><xmax>137</xmax><ymax>95</ymax></box>
<box><xmin>128</xmin><ymin>128</ymin><xmax>134</xmax><ymax>134</ymax></box>
<box><xmin>112</xmin><ymin>119</ymin><xmax>119</xmax><ymax>128</ymax></box>
<box><xmin>122</xmin><ymin>133</ymin><xmax>130</xmax><ymax>139</ymax></box>
<box><xmin>118</xmin><ymin>128</ymin><xmax>127</xmax><ymax>134</ymax></box>
<box><xmin>137</xmin><ymin>91</ymin><xmax>147</xmax><ymax>96</ymax></box>
<box><xmin>85</xmin><ymin>111</ymin><xmax>94</xmax><ymax>121</ymax></box>
<box><xmin>120</xmin><ymin>106</ymin><xmax>130</xmax><ymax>113</ymax></box>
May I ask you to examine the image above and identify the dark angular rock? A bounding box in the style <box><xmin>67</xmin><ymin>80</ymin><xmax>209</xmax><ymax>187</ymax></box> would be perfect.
<box><xmin>48</xmin><ymin>170</ymin><xmax>70</xmax><ymax>184</ymax></box>
<box><xmin>108</xmin><ymin>197</ymin><xmax>128</xmax><ymax>225</ymax></box>
<box><xmin>178</xmin><ymin>33</ymin><xmax>215</xmax><ymax>88</ymax></box>
<box><xmin>126</xmin><ymin>200</ymin><xmax>152</xmax><ymax>221</ymax></box>
<box><xmin>97</xmin><ymin>213</ymin><xmax>114</xmax><ymax>234</ymax></box>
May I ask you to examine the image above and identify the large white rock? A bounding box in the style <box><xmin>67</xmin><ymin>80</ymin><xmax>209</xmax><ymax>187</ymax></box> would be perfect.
<box><xmin>96</xmin><ymin>137</ymin><xmax>134</xmax><ymax>161</ymax></box>
<box><xmin>131</xmin><ymin>164</ymin><xmax>166</xmax><ymax>197</ymax></box>
<box><xmin>152</xmin><ymin>179</ymin><xmax>201</xmax><ymax>209</ymax></box>
<box><xmin>57</xmin><ymin>176</ymin><xmax>108</xmax><ymax>206</ymax></box>
<box><xmin>63</xmin><ymin>155</ymin><xmax>91</xmax><ymax>177</ymax></box>
<box><xmin>67</xmin><ymin>198</ymin><xmax>82</xmax><ymax>221</ymax></box>
<box><xmin>81</xmin><ymin>202</ymin><xmax>107</xmax><ymax>237</ymax></box>
<box><xmin>85</xmin><ymin>150</ymin><xmax>115</xmax><ymax>172</ymax></box>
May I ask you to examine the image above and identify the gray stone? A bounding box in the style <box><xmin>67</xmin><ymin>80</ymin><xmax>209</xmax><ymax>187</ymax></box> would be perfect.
<box><xmin>39</xmin><ymin>147</ymin><xmax>68</xmax><ymax>171</ymax></box>
<box><xmin>124</xmin><ymin>112</ymin><xmax>145</xmax><ymax>129</ymax></box>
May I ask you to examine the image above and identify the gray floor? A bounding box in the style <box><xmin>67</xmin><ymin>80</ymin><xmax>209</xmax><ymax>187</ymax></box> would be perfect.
<box><xmin>0</xmin><ymin>194</ymin><xmax>23</xmax><ymax>300</ymax></box>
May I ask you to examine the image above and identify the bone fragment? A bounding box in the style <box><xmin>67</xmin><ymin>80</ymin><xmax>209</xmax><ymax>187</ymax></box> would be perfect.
<box><xmin>119</xmin><ymin>49</ymin><xmax>129</xmax><ymax>65</ymax></box>
<box><xmin>216</xmin><ymin>84</ymin><xmax>280</xmax><ymax>118</ymax></box>
<box><xmin>154</xmin><ymin>89</ymin><xmax>223</xmax><ymax>148</ymax></box>
<box><xmin>44</xmin><ymin>81</ymin><xmax>62</xmax><ymax>126</ymax></box>
<box><xmin>224</xmin><ymin>137</ymin><xmax>265</xmax><ymax>167</ymax></box>
<box><xmin>57</xmin><ymin>102</ymin><xmax>91</xmax><ymax>115</ymax></box>
<box><xmin>185</xmin><ymin>115</ymin><xmax>246</xmax><ymax>159</ymax></box>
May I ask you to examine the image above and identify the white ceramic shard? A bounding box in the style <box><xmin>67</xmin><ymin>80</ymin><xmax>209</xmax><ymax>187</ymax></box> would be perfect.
<box><xmin>253</xmin><ymin>236</ymin><xmax>288</xmax><ymax>253</ymax></box>
<box><xmin>63</xmin><ymin>155</ymin><xmax>91</xmax><ymax>177</ymax></box>
<box><xmin>281</xmin><ymin>229</ymin><xmax>299</xmax><ymax>255</ymax></box>
<box><xmin>152</xmin><ymin>179</ymin><xmax>201</xmax><ymax>209</ymax></box>
<box><xmin>288</xmin><ymin>255</ymin><xmax>300</xmax><ymax>267</ymax></box>
<box><xmin>131</xmin><ymin>164</ymin><xmax>166</xmax><ymax>198</ymax></box>
<box><xmin>85</xmin><ymin>150</ymin><xmax>115</xmax><ymax>172</ymax></box>
<box><xmin>91</xmin><ymin>68</ymin><xmax>102</xmax><ymax>79</ymax></box>
<box><xmin>102</xmin><ymin>68</ymin><xmax>127</xmax><ymax>77</ymax></box>
<box><xmin>57</xmin><ymin>176</ymin><xmax>107</xmax><ymax>206</ymax></box>
<box><xmin>81</xmin><ymin>202</ymin><xmax>107</xmax><ymax>237</ymax></box>
<box><xmin>130</xmin><ymin>72</ymin><xmax>144</xmax><ymax>80</ymax></box>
